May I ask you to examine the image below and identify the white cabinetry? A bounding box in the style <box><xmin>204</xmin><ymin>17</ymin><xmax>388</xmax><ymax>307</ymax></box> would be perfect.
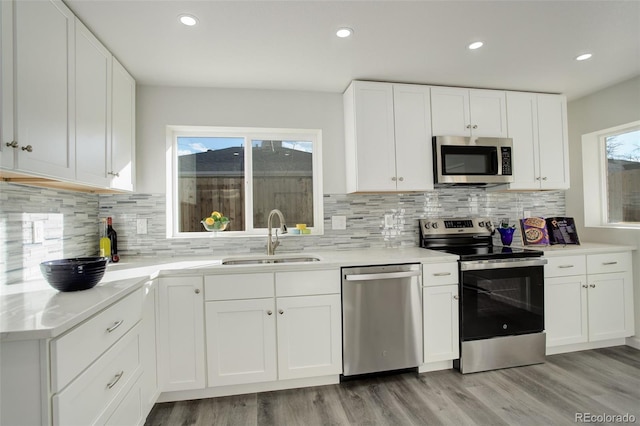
<box><xmin>158</xmin><ymin>276</ymin><xmax>205</xmax><ymax>392</ymax></box>
<box><xmin>431</xmin><ymin>87</ymin><xmax>507</xmax><ymax>138</ymax></box>
<box><xmin>506</xmin><ymin>92</ymin><xmax>569</xmax><ymax>190</ymax></box>
<box><xmin>545</xmin><ymin>252</ymin><xmax>634</xmax><ymax>350</ymax></box>
<box><xmin>75</xmin><ymin>18</ymin><xmax>111</xmax><ymax>187</ymax></box>
<box><xmin>110</xmin><ymin>58</ymin><xmax>136</xmax><ymax>191</ymax></box>
<box><xmin>422</xmin><ymin>262</ymin><xmax>459</xmax><ymax>364</ymax></box>
<box><xmin>205</xmin><ymin>269</ymin><xmax>341</xmax><ymax>388</ymax></box>
<box><xmin>140</xmin><ymin>279</ymin><xmax>159</xmax><ymax>419</ymax></box>
<box><xmin>1</xmin><ymin>0</ymin><xmax>75</xmax><ymax>179</ymax></box>
<box><xmin>344</xmin><ymin>81</ymin><xmax>432</xmax><ymax>192</ymax></box>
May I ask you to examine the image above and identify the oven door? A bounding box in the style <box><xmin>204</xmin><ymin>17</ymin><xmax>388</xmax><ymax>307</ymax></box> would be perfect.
<box><xmin>459</xmin><ymin>258</ymin><xmax>546</xmax><ymax>341</ymax></box>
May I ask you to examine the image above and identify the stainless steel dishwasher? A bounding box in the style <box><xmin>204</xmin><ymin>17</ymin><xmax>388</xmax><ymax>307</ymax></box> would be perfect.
<box><xmin>342</xmin><ymin>263</ymin><xmax>423</xmax><ymax>377</ymax></box>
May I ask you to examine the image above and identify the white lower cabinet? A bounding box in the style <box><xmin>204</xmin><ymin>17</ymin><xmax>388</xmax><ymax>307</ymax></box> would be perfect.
<box><xmin>158</xmin><ymin>276</ymin><xmax>205</xmax><ymax>392</ymax></box>
<box><xmin>140</xmin><ymin>279</ymin><xmax>159</xmax><ymax>418</ymax></box>
<box><xmin>205</xmin><ymin>269</ymin><xmax>342</xmax><ymax>388</ymax></box>
<box><xmin>545</xmin><ymin>252</ymin><xmax>634</xmax><ymax>348</ymax></box>
<box><xmin>422</xmin><ymin>263</ymin><xmax>459</xmax><ymax>364</ymax></box>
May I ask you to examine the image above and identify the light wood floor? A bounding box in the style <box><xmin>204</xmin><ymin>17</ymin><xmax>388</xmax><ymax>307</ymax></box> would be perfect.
<box><xmin>145</xmin><ymin>345</ymin><xmax>640</xmax><ymax>426</ymax></box>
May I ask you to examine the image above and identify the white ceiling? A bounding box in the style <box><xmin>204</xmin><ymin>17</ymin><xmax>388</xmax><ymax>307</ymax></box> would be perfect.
<box><xmin>65</xmin><ymin>0</ymin><xmax>640</xmax><ymax>100</ymax></box>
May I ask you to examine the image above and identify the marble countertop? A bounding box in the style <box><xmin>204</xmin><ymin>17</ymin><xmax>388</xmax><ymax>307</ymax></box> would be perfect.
<box><xmin>509</xmin><ymin>242</ymin><xmax>636</xmax><ymax>257</ymax></box>
<box><xmin>0</xmin><ymin>247</ymin><xmax>456</xmax><ymax>341</ymax></box>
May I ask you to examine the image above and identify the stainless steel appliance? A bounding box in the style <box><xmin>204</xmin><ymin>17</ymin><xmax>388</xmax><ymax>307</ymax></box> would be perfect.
<box><xmin>342</xmin><ymin>263</ymin><xmax>422</xmax><ymax>377</ymax></box>
<box><xmin>419</xmin><ymin>218</ymin><xmax>546</xmax><ymax>374</ymax></box>
<box><xmin>433</xmin><ymin>136</ymin><xmax>514</xmax><ymax>184</ymax></box>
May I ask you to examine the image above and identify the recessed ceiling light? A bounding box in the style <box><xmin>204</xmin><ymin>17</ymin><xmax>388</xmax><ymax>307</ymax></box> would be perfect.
<box><xmin>179</xmin><ymin>14</ymin><xmax>198</xmax><ymax>26</ymax></box>
<box><xmin>468</xmin><ymin>41</ymin><xmax>484</xmax><ymax>50</ymax></box>
<box><xmin>336</xmin><ymin>28</ymin><xmax>353</xmax><ymax>38</ymax></box>
<box><xmin>576</xmin><ymin>53</ymin><xmax>593</xmax><ymax>61</ymax></box>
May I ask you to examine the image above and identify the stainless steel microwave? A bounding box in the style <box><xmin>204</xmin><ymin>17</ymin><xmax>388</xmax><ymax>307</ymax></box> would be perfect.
<box><xmin>433</xmin><ymin>136</ymin><xmax>514</xmax><ymax>184</ymax></box>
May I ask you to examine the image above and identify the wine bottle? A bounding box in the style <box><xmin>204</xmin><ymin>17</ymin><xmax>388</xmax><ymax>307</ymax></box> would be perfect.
<box><xmin>99</xmin><ymin>218</ymin><xmax>111</xmax><ymax>259</ymax></box>
<box><xmin>107</xmin><ymin>217</ymin><xmax>120</xmax><ymax>263</ymax></box>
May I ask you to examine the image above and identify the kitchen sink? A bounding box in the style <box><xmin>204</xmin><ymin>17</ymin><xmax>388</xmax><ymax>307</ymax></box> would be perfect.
<box><xmin>221</xmin><ymin>256</ymin><xmax>321</xmax><ymax>265</ymax></box>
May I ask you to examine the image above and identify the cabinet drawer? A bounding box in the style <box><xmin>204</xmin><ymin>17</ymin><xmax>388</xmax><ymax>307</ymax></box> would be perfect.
<box><xmin>205</xmin><ymin>273</ymin><xmax>274</xmax><ymax>301</ymax></box>
<box><xmin>276</xmin><ymin>269</ymin><xmax>340</xmax><ymax>297</ymax></box>
<box><xmin>422</xmin><ymin>263</ymin><xmax>458</xmax><ymax>287</ymax></box>
<box><xmin>104</xmin><ymin>380</ymin><xmax>142</xmax><ymax>426</ymax></box>
<box><xmin>587</xmin><ymin>252</ymin><xmax>632</xmax><ymax>275</ymax></box>
<box><xmin>51</xmin><ymin>288</ymin><xmax>142</xmax><ymax>392</ymax></box>
<box><xmin>53</xmin><ymin>324</ymin><xmax>141</xmax><ymax>426</ymax></box>
<box><xmin>544</xmin><ymin>256</ymin><xmax>586</xmax><ymax>277</ymax></box>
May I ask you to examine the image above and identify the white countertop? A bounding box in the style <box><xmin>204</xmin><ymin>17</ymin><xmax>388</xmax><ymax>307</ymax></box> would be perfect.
<box><xmin>513</xmin><ymin>242</ymin><xmax>636</xmax><ymax>257</ymax></box>
<box><xmin>0</xmin><ymin>247</ymin><xmax>456</xmax><ymax>341</ymax></box>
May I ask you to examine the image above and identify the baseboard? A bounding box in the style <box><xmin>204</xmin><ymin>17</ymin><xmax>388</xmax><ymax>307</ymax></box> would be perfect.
<box><xmin>418</xmin><ymin>360</ymin><xmax>453</xmax><ymax>373</ymax></box>
<box><xmin>626</xmin><ymin>336</ymin><xmax>640</xmax><ymax>350</ymax></box>
<box><xmin>546</xmin><ymin>338</ymin><xmax>627</xmax><ymax>355</ymax></box>
<box><xmin>157</xmin><ymin>375</ymin><xmax>340</xmax><ymax>403</ymax></box>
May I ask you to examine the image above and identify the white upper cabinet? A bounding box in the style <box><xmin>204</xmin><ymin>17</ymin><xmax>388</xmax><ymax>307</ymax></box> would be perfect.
<box><xmin>75</xmin><ymin>18</ymin><xmax>111</xmax><ymax>187</ymax></box>
<box><xmin>5</xmin><ymin>0</ymin><xmax>76</xmax><ymax>179</ymax></box>
<box><xmin>506</xmin><ymin>92</ymin><xmax>569</xmax><ymax>190</ymax></box>
<box><xmin>1</xmin><ymin>1</ymin><xmax>15</xmax><ymax>169</ymax></box>
<box><xmin>110</xmin><ymin>58</ymin><xmax>136</xmax><ymax>191</ymax></box>
<box><xmin>431</xmin><ymin>87</ymin><xmax>507</xmax><ymax>138</ymax></box>
<box><xmin>344</xmin><ymin>81</ymin><xmax>432</xmax><ymax>192</ymax></box>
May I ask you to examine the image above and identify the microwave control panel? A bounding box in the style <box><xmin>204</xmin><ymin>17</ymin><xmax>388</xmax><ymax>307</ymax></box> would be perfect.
<box><xmin>501</xmin><ymin>147</ymin><xmax>512</xmax><ymax>175</ymax></box>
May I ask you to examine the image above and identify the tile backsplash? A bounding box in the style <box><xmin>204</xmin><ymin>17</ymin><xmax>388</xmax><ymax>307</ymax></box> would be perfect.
<box><xmin>1</xmin><ymin>182</ymin><xmax>565</xmax><ymax>284</ymax></box>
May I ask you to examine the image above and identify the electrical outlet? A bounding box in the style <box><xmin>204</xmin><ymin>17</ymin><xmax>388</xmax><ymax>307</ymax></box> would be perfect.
<box><xmin>523</xmin><ymin>210</ymin><xmax>531</xmax><ymax>218</ymax></box>
<box><xmin>384</xmin><ymin>214</ymin><xmax>394</xmax><ymax>229</ymax></box>
<box><xmin>331</xmin><ymin>215</ymin><xmax>347</xmax><ymax>230</ymax></box>
<box><xmin>32</xmin><ymin>221</ymin><xmax>44</xmax><ymax>243</ymax></box>
<box><xmin>136</xmin><ymin>218</ymin><xmax>148</xmax><ymax>234</ymax></box>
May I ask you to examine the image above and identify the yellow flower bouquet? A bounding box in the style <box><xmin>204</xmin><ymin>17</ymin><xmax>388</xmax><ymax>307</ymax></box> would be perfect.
<box><xmin>201</xmin><ymin>211</ymin><xmax>230</xmax><ymax>232</ymax></box>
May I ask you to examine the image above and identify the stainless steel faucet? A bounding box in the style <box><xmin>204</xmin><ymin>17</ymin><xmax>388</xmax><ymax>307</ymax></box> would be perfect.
<box><xmin>267</xmin><ymin>209</ymin><xmax>288</xmax><ymax>255</ymax></box>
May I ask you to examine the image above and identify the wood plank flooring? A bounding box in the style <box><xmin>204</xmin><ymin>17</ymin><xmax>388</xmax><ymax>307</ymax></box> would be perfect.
<box><xmin>144</xmin><ymin>345</ymin><xmax>640</xmax><ymax>426</ymax></box>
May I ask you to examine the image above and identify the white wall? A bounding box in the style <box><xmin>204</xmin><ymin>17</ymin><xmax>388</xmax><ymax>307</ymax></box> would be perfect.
<box><xmin>566</xmin><ymin>75</ymin><xmax>640</xmax><ymax>345</ymax></box>
<box><xmin>135</xmin><ymin>85</ymin><xmax>345</xmax><ymax>194</ymax></box>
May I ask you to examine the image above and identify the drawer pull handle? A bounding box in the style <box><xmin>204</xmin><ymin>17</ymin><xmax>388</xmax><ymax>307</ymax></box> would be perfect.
<box><xmin>279</xmin><ymin>309</ymin><xmax>284</xmax><ymax>315</ymax></box>
<box><xmin>433</xmin><ymin>272</ymin><xmax>452</xmax><ymax>276</ymax></box>
<box><xmin>267</xmin><ymin>310</ymin><xmax>273</xmax><ymax>315</ymax></box>
<box><xmin>558</xmin><ymin>265</ymin><xmax>574</xmax><ymax>268</ymax></box>
<box><xmin>589</xmin><ymin>284</ymin><xmax>596</xmax><ymax>288</ymax></box>
<box><xmin>453</xmin><ymin>295</ymin><xmax>459</xmax><ymax>300</ymax></box>
<box><xmin>106</xmin><ymin>371</ymin><xmax>124</xmax><ymax>389</ymax></box>
<box><xmin>106</xmin><ymin>320</ymin><xmax>124</xmax><ymax>333</ymax></box>
<box><xmin>602</xmin><ymin>261</ymin><xmax>617</xmax><ymax>265</ymax></box>
<box><xmin>582</xmin><ymin>284</ymin><xmax>588</xmax><ymax>288</ymax></box>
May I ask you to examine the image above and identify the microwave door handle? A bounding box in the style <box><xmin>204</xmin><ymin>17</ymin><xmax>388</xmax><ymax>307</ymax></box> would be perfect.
<box><xmin>491</xmin><ymin>150</ymin><xmax>499</xmax><ymax>175</ymax></box>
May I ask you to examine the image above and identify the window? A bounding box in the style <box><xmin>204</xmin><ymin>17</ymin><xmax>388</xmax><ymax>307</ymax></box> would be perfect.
<box><xmin>582</xmin><ymin>121</ymin><xmax>640</xmax><ymax>227</ymax></box>
<box><xmin>168</xmin><ymin>126</ymin><xmax>323</xmax><ymax>237</ymax></box>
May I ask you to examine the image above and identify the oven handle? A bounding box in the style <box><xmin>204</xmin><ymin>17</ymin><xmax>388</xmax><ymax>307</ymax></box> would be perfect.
<box><xmin>460</xmin><ymin>258</ymin><xmax>547</xmax><ymax>271</ymax></box>
<box><xmin>344</xmin><ymin>270</ymin><xmax>421</xmax><ymax>281</ymax></box>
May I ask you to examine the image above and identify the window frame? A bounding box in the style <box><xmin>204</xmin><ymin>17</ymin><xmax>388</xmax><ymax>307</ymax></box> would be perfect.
<box><xmin>166</xmin><ymin>125</ymin><xmax>324</xmax><ymax>238</ymax></box>
<box><xmin>582</xmin><ymin>120</ymin><xmax>640</xmax><ymax>229</ymax></box>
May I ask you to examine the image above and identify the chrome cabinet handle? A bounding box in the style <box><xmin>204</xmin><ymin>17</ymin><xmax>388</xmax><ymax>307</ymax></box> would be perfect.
<box><xmin>391</xmin><ymin>177</ymin><xmax>397</xmax><ymax>181</ymax></box>
<box><xmin>602</xmin><ymin>261</ymin><xmax>618</xmax><ymax>265</ymax></box>
<box><xmin>472</xmin><ymin>125</ymin><xmax>478</xmax><ymax>129</ymax></box>
<box><xmin>433</xmin><ymin>272</ymin><xmax>452</xmax><ymax>276</ymax></box>
<box><xmin>536</xmin><ymin>177</ymin><xmax>541</xmax><ymax>181</ymax></box>
<box><xmin>279</xmin><ymin>309</ymin><xmax>284</xmax><ymax>315</ymax></box>
<box><xmin>106</xmin><ymin>371</ymin><xmax>124</xmax><ymax>389</ymax></box>
<box><xmin>106</xmin><ymin>320</ymin><xmax>123</xmax><ymax>333</ymax></box>
<box><xmin>398</xmin><ymin>177</ymin><xmax>404</xmax><ymax>181</ymax></box>
<box><xmin>21</xmin><ymin>145</ymin><xmax>33</xmax><ymax>152</ymax></box>
<box><xmin>542</xmin><ymin>177</ymin><xmax>548</xmax><ymax>181</ymax></box>
<box><xmin>466</xmin><ymin>124</ymin><xmax>471</xmax><ymax>129</ymax></box>
<box><xmin>558</xmin><ymin>265</ymin><xmax>574</xmax><ymax>269</ymax></box>
<box><xmin>5</xmin><ymin>141</ymin><xmax>18</xmax><ymax>148</ymax></box>
<box><xmin>582</xmin><ymin>284</ymin><xmax>588</xmax><ymax>288</ymax></box>
<box><xmin>195</xmin><ymin>288</ymin><xmax>200</xmax><ymax>294</ymax></box>
<box><xmin>108</xmin><ymin>171</ymin><xmax>120</xmax><ymax>177</ymax></box>
<box><xmin>267</xmin><ymin>310</ymin><xmax>273</xmax><ymax>315</ymax></box>
<box><xmin>589</xmin><ymin>284</ymin><xmax>596</xmax><ymax>288</ymax></box>
<box><xmin>453</xmin><ymin>295</ymin><xmax>459</xmax><ymax>300</ymax></box>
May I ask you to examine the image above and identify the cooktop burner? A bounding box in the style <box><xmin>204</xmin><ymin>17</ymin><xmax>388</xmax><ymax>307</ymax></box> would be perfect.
<box><xmin>418</xmin><ymin>217</ymin><xmax>544</xmax><ymax>260</ymax></box>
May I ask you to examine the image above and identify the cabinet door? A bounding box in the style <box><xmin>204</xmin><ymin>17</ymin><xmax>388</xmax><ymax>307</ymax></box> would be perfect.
<box><xmin>587</xmin><ymin>272</ymin><xmax>633</xmax><ymax>341</ymax></box>
<box><xmin>423</xmin><ymin>284</ymin><xmax>459</xmax><ymax>363</ymax></box>
<box><xmin>75</xmin><ymin>18</ymin><xmax>110</xmax><ymax>187</ymax></box>
<box><xmin>537</xmin><ymin>94</ymin><xmax>569</xmax><ymax>189</ymax></box>
<box><xmin>206</xmin><ymin>298</ymin><xmax>277</xmax><ymax>386</ymax></box>
<box><xmin>506</xmin><ymin>92</ymin><xmax>540</xmax><ymax>189</ymax></box>
<box><xmin>110</xmin><ymin>58</ymin><xmax>135</xmax><ymax>191</ymax></box>
<box><xmin>1</xmin><ymin>1</ymin><xmax>15</xmax><ymax>169</ymax></box>
<box><xmin>158</xmin><ymin>276</ymin><xmax>205</xmax><ymax>392</ymax></box>
<box><xmin>545</xmin><ymin>275</ymin><xmax>589</xmax><ymax>347</ymax></box>
<box><xmin>430</xmin><ymin>87</ymin><xmax>470</xmax><ymax>137</ymax></box>
<box><xmin>393</xmin><ymin>84</ymin><xmax>433</xmax><ymax>191</ymax></box>
<box><xmin>140</xmin><ymin>281</ymin><xmax>158</xmax><ymax>417</ymax></box>
<box><xmin>14</xmin><ymin>0</ymin><xmax>75</xmax><ymax>179</ymax></box>
<box><xmin>276</xmin><ymin>294</ymin><xmax>342</xmax><ymax>380</ymax></box>
<box><xmin>468</xmin><ymin>89</ymin><xmax>507</xmax><ymax>137</ymax></box>
<box><xmin>345</xmin><ymin>81</ymin><xmax>397</xmax><ymax>192</ymax></box>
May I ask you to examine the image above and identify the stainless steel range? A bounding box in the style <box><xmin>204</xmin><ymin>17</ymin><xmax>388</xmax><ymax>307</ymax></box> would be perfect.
<box><xmin>419</xmin><ymin>217</ymin><xmax>547</xmax><ymax>374</ymax></box>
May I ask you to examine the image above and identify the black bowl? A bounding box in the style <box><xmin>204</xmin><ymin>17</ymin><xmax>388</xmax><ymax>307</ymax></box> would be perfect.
<box><xmin>40</xmin><ymin>257</ymin><xmax>108</xmax><ymax>292</ymax></box>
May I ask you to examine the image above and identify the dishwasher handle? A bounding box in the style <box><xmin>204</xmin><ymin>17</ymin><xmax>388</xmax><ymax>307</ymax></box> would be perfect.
<box><xmin>344</xmin><ymin>270</ymin><xmax>421</xmax><ymax>281</ymax></box>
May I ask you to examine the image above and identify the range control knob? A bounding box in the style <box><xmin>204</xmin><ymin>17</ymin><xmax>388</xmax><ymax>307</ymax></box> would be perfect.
<box><xmin>423</xmin><ymin>222</ymin><xmax>431</xmax><ymax>230</ymax></box>
<box><xmin>432</xmin><ymin>222</ymin><xmax>439</xmax><ymax>229</ymax></box>
<box><xmin>478</xmin><ymin>221</ymin><xmax>485</xmax><ymax>227</ymax></box>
